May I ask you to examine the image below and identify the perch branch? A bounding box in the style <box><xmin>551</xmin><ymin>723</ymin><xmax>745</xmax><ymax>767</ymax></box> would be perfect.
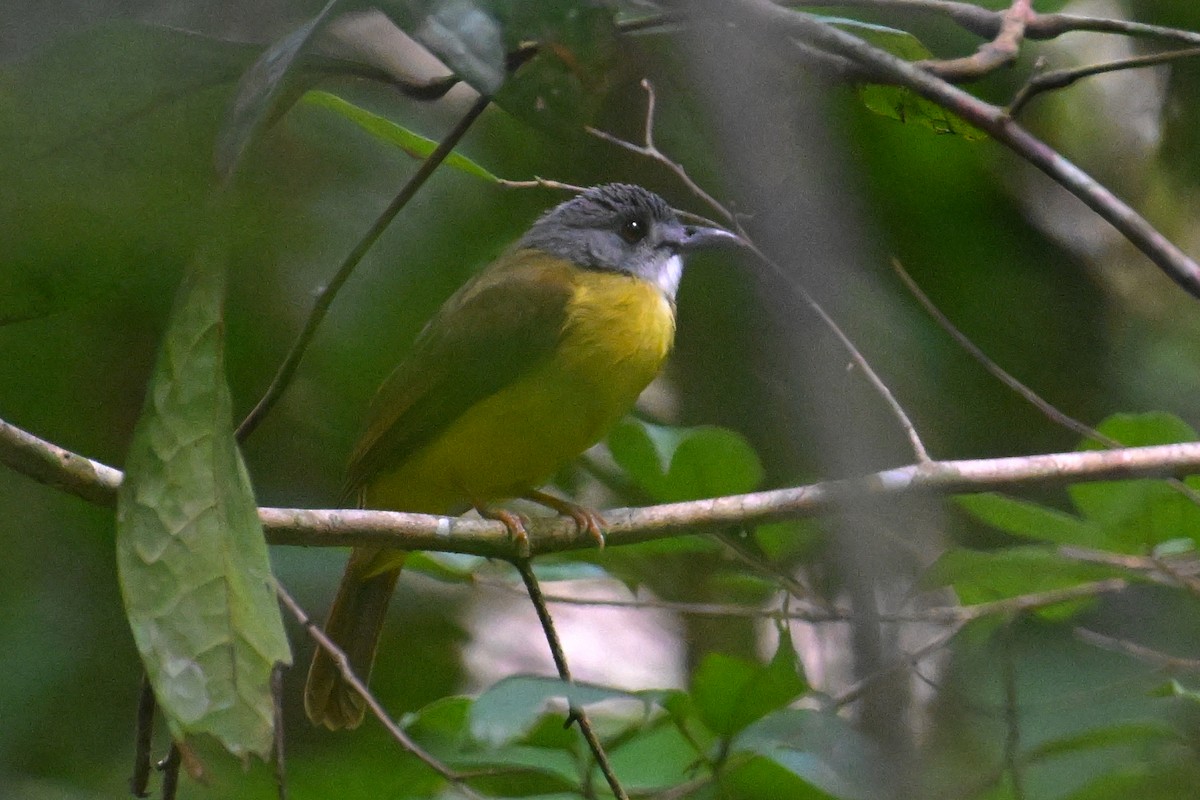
<box><xmin>6</xmin><ymin>414</ymin><xmax>1200</xmax><ymax>555</ymax></box>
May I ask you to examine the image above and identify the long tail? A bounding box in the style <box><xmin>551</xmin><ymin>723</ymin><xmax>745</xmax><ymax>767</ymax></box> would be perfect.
<box><xmin>304</xmin><ymin>547</ymin><xmax>405</xmax><ymax>730</ymax></box>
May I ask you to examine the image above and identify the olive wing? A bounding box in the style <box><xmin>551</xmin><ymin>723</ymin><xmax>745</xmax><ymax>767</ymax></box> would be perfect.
<box><xmin>341</xmin><ymin>252</ymin><xmax>575</xmax><ymax>502</ymax></box>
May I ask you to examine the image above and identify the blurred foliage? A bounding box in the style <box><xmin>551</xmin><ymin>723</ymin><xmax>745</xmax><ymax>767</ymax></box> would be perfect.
<box><xmin>5</xmin><ymin>1</ymin><xmax>1200</xmax><ymax>799</ymax></box>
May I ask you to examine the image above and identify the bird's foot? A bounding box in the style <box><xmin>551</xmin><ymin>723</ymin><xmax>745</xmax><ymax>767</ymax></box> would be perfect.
<box><xmin>476</xmin><ymin>505</ymin><xmax>531</xmax><ymax>558</ymax></box>
<box><xmin>524</xmin><ymin>489</ymin><xmax>607</xmax><ymax>549</ymax></box>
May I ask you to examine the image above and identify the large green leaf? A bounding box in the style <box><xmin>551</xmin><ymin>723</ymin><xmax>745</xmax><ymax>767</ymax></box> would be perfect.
<box><xmin>956</xmin><ymin>493</ymin><xmax>1109</xmax><ymax>548</ymax></box>
<box><xmin>1068</xmin><ymin>413</ymin><xmax>1200</xmax><ymax>551</ymax></box>
<box><xmin>924</xmin><ymin>545</ymin><xmax>1121</xmax><ymax>616</ymax></box>
<box><xmin>469</xmin><ymin>675</ymin><xmax>639</xmax><ymax>746</ymax></box>
<box><xmin>730</xmin><ymin>709</ymin><xmax>888</xmax><ymax>800</ymax></box>
<box><xmin>608</xmin><ymin>419</ymin><xmax>764</xmax><ymax>503</ymax></box>
<box><xmin>691</xmin><ymin>631</ymin><xmax>806</xmax><ymax>738</ymax></box>
<box><xmin>115</xmin><ymin>224</ymin><xmax>291</xmax><ymax>759</ymax></box>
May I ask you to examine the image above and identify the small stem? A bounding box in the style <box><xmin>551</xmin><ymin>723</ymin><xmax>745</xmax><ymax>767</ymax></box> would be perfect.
<box><xmin>1009</xmin><ymin>46</ymin><xmax>1200</xmax><ymax>115</ymax></box>
<box><xmin>236</xmin><ymin>93</ymin><xmax>492</xmax><ymax>442</ymax></box>
<box><xmin>157</xmin><ymin>744</ymin><xmax>181</xmax><ymax>800</ymax></box>
<box><xmin>273</xmin><ymin>583</ymin><xmax>485</xmax><ymax>796</ymax></box>
<box><xmin>130</xmin><ymin>672</ymin><xmax>156</xmax><ymax>798</ymax></box>
<box><xmin>1002</xmin><ymin>627</ymin><xmax>1026</xmax><ymax>800</ymax></box>
<box><xmin>513</xmin><ymin>559</ymin><xmax>630</xmax><ymax>800</ymax></box>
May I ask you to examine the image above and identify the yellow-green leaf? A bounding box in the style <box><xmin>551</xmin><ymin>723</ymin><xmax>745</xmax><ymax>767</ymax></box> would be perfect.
<box><xmin>302</xmin><ymin>90</ymin><xmax>497</xmax><ymax>181</ymax></box>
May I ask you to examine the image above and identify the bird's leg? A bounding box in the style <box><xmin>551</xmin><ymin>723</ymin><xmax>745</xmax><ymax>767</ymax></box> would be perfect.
<box><xmin>474</xmin><ymin>504</ymin><xmax>532</xmax><ymax>558</ymax></box>
<box><xmin>524</xmin><ymin>489</ymin><xmax>607</xmax><ymax>549</ymax></box>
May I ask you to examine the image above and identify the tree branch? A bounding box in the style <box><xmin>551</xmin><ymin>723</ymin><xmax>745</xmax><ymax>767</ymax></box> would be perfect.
<box><xmin>6</xmin><ymin>414</ymin><xmax>1200</xmax><ymax>555</ymax></box>
<box><xmin>707</xmin><ymin>0</ymin><xmax>1200</xmax><ymax>299</ymax></box>
<box><xmin>791</xmin><ymin>0</ymin><xmax>1200</xmax><ymax>47</ymax></box>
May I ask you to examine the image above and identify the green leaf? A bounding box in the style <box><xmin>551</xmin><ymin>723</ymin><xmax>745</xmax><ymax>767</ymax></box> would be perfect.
<box><xmin>923</xmin><ymin>546</ymin><xmax>1120</xmax><ymax>615</ymax></box>
<box><xmin>731</xmin><ymin>709</ymin><xmax>888</xmax><ymax>800</ymax></box>
<box><xmin>401</xmin><ymin>694</ymin><xmax>472</xmax><ymax>745</ymax></box>
<box><xmin>753</xmin><ymin>520</ymin><xmax>825</xmax><ymax>562</ymax></box>
<box><xmin>721</xmin><ymin>755</ymin><xmax>837</xmax><ymax>800</ymax></box>
<box><xmin>691</xmin><ymin>631</ymin><xmax>806</xmax><ymax>738</ymax></box>
<box><xmin>402</xmin><ymin>695</ymin><xmax>580</xmax><ymax>790</ymax></box>
<box><xmin>606</xmin><ymin>719</ymin><xmax>712</xmax><ymax>793</ymax></box>
<box><xmin>1024</xmin><ymin>722</ymin><xmax>1176</xmax><ymax>763</ymax></box>
<box><xmin>1066</xmin><ymin>413</ymin><xmax>1200</xmax><ymax>551</ymax></box>
<box><xmin>824</xmin><ymin>17</ymin><xmax>986</xmax><ymax>140</ymax></box>
<box><xmin>1080</xmin><ymin>412</ymin><xmax>1198</xmax><ymax>451</ymax></box>
<box><xmin>608</xmin><ymin>419</ymin><xmax>764</xmax><ymax>503</ymax></box>
<box><xmin>469</xmin><ymin>676</ymin><xmax>640</xmax><ymax>746</ymax></box>
<box><xmin>302</xmin><ymin>90</ymin><xmax>499</xmax><ymax>180</ymax></box>
<box><xmin>115</xmin><ymin>220</ymin><xmax>291</xmax><ymax>759</ymax></box>
<box><xmin>1061</xmin><ymin>766</ymin><xmax>1200</xmax><ymax>800</ymax></box>
<box><xmin>215</xmin><ymin>0</ymin><xmax>344</xmax><ymax>178</ymax></box>
<box><xmin>381</xmin><ymin>0</ymin><xmax>506</xmax><ymax>94</ymax></box>
<box><xmin>956</xmin><ymin>493</ymin><xmax>1109</xmax><ymax>548</ymax></box>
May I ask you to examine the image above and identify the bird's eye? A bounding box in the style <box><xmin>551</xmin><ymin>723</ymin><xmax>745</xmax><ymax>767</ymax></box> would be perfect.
<box><xmin>619</xmin><ymin>216</ymin><xmax>647</xmax><ymax>244</ymax></box>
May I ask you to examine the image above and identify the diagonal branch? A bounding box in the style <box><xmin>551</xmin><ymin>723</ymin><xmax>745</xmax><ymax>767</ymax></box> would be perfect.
<box><xmin>235</xmin><ymin>93</ymin><xmax>492</xmax><ymax>442</ymax></box>
<box><xmin>274</xmin><ymin>583</ymin><xmax>487</xmax><ymax>797</ymax></box>
<box><xmin>706</xmin><ymin>0</ymin><xmax>1200</xmax><ymax>300</ymax></box>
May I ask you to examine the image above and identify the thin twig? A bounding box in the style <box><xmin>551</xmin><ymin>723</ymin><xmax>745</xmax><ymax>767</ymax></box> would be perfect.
<box><xmin>712</xmin><ymin>529</ymin><xmax>832</xmax><ymax>612</ymax></box>
<box><xmin>130</xmin><ymin>672</ymin><xmax>156</xmax><ymax>798</ymax></box>
<box><xmin>1059</xmin><ymin>546</ymin><xmax>1200</xmax><ymax>587</ymax></box>
<box><xmin>952</xmin><ymin>579</ymin><xmax>1127</xmax><ymax>623</ymax></box>
<box><xmin>513</xmin><ymin>559</ymin><xmax>630</xmax><ymax>800</ymax></box>
<box><xmin>496</xmin><ymin>176</ymin><xmax>589</xmax><ymax>194</ymax></box>
<box><xmin>1075</xmin><ymin>627</ymin><xmax>1200</xmax><ymax>671</ymax></box>
<box><xmin>480</xmin><ymin>574</ymin><xmax>1126</xmax><ymax>626</ymax></box>
<box><xmin>1001</xmin><ymin>626</ymin><xmax>1026</xmax><ymax>800</ymax></box>
<box><xmin>893</xmin><ymin>256</ymin><xmax>1200</xmax><ymax>511</ymax></box>
<box><xmin>889</xmin><ymin>258</ymin><xmax>1104</xmax><ymax>446</ymax></box>
<box><xmin>788</xmin><ymin>0</ymin><xmax>1200</xmax><ymax>47</ymax></box>
<box><xmin>1009</xmin><ymin>45</ymin><xmax>1200</xmax><ymax>116</ymax></box>
<box><xmin>587</xmin><ymin>80</ymin><xmax>735</xmax><ymax>227</ymax></box>
<box><xmin>744</xmin><ymin>241</ymin><xmax>932</xmax><ymax>462</ymax></box>
<box><xmin>157</xmin><ymin>744</ymin><xmax>181</xmax><ymax>800</ymax></box>
<box><xmin>235</xmin><ymin>93</ymin><xmax>492</xmax><ymax>442</ymax></box>
<box><xmin>586</xmin><ymin>82</ymin><xmax>931</xmax><ymax>462</ymax></box>
<box><xmin>831</xmin><ymin>623</ymin><xmax>962</xmax><ymax>708</ymax></box>
<box><xmin>273</xmin><ymin>582</ymin><xmax>485</xmax><ymax>797</ymax></box>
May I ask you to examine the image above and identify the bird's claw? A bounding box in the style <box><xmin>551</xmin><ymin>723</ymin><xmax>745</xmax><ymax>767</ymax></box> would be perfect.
<box><xmin>524</xmin><ymin>490</ymin><xmax>607</xmax><ymax>549</ymax></box>
<box><xmin>479</xmin><ymin>506</ymin><xmax>531</xmax><ymax>558</ymax></box>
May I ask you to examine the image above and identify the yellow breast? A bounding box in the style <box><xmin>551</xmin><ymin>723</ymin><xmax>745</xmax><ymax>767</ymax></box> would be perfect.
<box><xmin>364</xmin><ymin>269</ymin><xmax>675</xmax><ymax>512</ymax></box>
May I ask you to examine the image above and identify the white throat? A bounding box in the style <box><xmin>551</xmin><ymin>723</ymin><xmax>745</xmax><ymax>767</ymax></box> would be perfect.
<box><xmin>654</xmin><ymin>254</ymin><xmax>684</xmax><ymax>300</ymax></box>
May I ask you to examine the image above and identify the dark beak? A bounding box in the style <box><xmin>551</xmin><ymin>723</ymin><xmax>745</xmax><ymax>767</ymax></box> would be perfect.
<box><xmin>675</xmin><ymin>224</ymin><xmax>741</xmax><ymax>253</ymax></box>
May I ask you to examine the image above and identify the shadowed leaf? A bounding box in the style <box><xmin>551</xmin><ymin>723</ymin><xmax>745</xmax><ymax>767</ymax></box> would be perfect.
<box><xmin>115</xmin><ymin>215</ymin><xmax>291</xmax><ymax>759</ymax></box>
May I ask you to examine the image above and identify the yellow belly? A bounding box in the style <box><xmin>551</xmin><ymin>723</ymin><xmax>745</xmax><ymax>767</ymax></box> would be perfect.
<box><xmin>364</xmin><ymin>271</ymin><xmax>675</xmax><ymax>513</ymax></box>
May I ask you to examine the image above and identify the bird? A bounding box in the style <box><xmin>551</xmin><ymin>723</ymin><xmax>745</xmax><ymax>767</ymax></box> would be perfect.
<box><xmin>304</xmin><ymin>183</ymin><xmax>736</xmax><ymax>730</ymax></box>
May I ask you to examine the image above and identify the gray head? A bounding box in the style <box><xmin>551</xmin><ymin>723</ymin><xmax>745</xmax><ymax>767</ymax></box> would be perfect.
<box><xmin>518</xmin><ymin>183</ymin><xmax>737</xmax><ymax>300</ymax></box>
